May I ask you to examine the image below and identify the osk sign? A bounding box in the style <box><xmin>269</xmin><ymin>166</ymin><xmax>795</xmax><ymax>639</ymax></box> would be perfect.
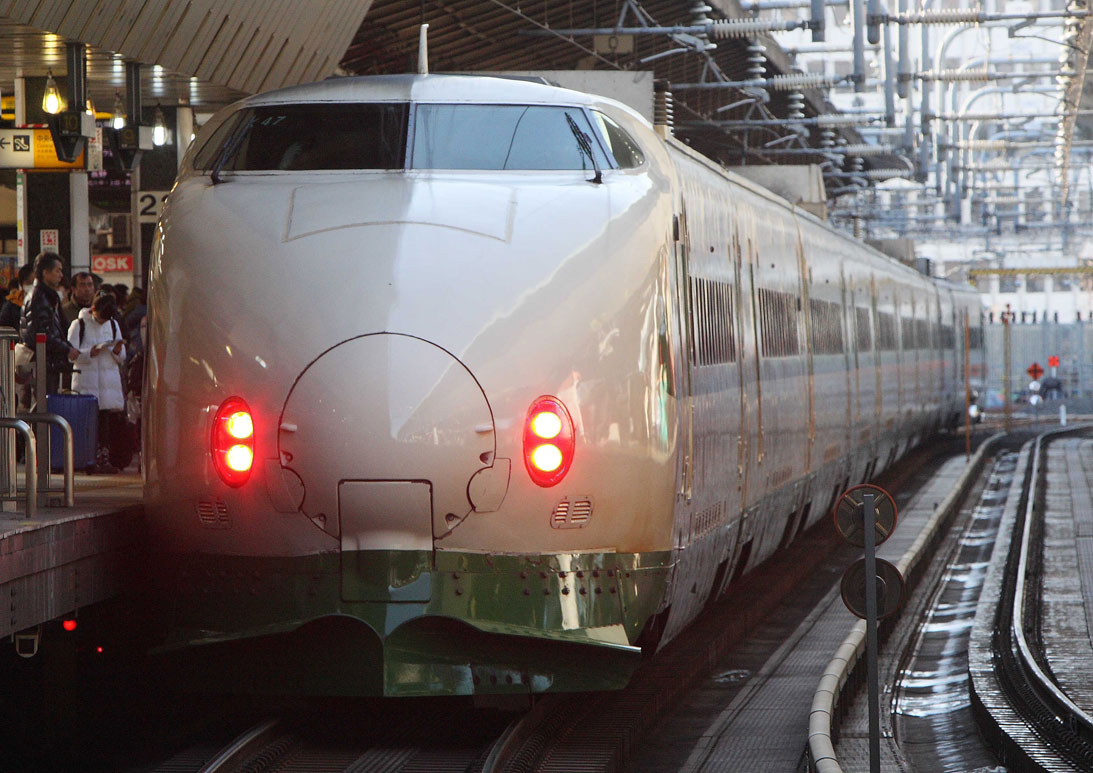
<box><xmin>92</xmin><ymin>254</ymin><xmax>133</xmax><ymax>273</ymax></box>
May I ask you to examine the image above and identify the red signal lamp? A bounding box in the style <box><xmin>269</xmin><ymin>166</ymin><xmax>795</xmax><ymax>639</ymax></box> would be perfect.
<box><xmin>212</xmin><ymin>396</ymin><xmax>254</xmax><ymax>487</ymax></box>
<box><xmin>523</xmin><ymin>396</ymin><xmax>575</xmax><ymax>487</ymax></box>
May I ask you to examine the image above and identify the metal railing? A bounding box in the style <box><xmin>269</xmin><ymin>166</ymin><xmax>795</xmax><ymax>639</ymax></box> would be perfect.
<box><xmin>0</xmin><ymin>329</ymin><xmax>76</xmax><ymax>516</ymax></box>
<box><xmin>0</xmin><ymin>418</ymin><xmax>35</xmax><ymax>518</ymax></box>
<box><xmin>0</xmin><ymin>329</ymin><xmax>20</xmax><ymax>503</ymax></box>
<box><xmin>16</xmin><ymin>414</ymin><xmax>73</xmax><ymax>507</ymax></box>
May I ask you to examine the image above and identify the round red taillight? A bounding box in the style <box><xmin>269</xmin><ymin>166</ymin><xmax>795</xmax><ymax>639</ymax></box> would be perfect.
<box><xmin>212</xmin><ymin>396</ymin><xmax>254</xmax><ymax>487</ymax></box>
<box><xmin>523</xmin><ymin>396</ymin><xmax>575</xmax><ymax>487</ymax></box>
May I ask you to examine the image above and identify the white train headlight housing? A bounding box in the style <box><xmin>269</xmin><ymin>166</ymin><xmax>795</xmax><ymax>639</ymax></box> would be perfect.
<box><xmin>524</xmin><ymin>396</ymin><xmax>575</xmax><ymax>487</ymax></box>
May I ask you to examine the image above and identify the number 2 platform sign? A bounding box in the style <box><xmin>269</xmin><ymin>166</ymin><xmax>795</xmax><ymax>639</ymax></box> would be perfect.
<box><xmin>139</xmin><ymin>191</ymin><xmax>170</xmax><ymax>223</ymax></box>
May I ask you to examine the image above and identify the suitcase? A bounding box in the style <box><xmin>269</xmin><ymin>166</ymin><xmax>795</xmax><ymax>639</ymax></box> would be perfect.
<box><xmin>46</xmin><ymin>393</ymin><xmax>99</xmax><ymax>471</ymax></box>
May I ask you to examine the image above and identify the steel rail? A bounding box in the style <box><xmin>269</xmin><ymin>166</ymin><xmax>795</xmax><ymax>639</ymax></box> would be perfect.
<box><xmin>994</xmin><ymin>427</ymin><xmax>1093</xmax><ymax>766</ymax></box>
<box><xmin>198</xmin><ymin>718</ymin><xmax>281</xmax><ymax>773</ymax></box>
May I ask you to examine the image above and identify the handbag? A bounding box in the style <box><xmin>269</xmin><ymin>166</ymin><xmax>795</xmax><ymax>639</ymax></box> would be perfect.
<box><xmin>13</xmin><ymin>342</ymin><xmax>34</xmax><ymax>368</ymax></box>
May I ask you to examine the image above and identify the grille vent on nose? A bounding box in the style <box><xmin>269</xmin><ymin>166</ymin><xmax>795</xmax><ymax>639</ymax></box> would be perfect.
<box><xmin>551</xmin><ymin>497</ymin><xmax>593</xmax><ymax>529</ymax></box>
<box><xmin>196</xmin><ymin>499</ymin><xmax>230</xmax><ymax>529</ymax></box>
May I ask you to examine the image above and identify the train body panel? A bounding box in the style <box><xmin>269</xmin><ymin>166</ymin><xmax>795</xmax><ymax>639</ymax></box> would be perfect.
<box><xmin>143</xmin><ymin>74</ymin><xmax>984</xmax><ymax>695</ymax></box>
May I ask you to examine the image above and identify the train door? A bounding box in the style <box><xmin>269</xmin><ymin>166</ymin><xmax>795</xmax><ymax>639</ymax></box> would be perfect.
<box><xmin>725</xmin><ymin>219</ymin><xmax>763</xmax><ymax>580</ymax></box>
<box><xmin>874</xmin><ymin>276</ymin><xmax>883</xmax><ymax>441</ymax></box>
<box><xmin>674</xmin><ymin>207</ymin><xmax>695</xmax><ymax>503</ymax></box>
<box><xmin>839</xmin><ymin>263</ymin><xmax>853</xmax><ymax>458</ymax></box>
<box><xmin>871</xmin><ymin>274</ymin><xmax>882</xmax><ymax>433</ymax></box>
<box><xmin>732</xmin><ymin>230</ymin><xmax>752</xmax><ymax>503</ymax></box>
<box><xmin>795</xmin><ymin>228</ymin><xmax>815</xmax><ymax>472</ymax></box>
<box><xmin>746</xmin><ymin>234</ymin><xmax>764</xmax><ymax>468</ymax></box>
<box><xmin>910</xmin><ymin>293</ymin><xmax>920</xmax><ymax>418</ymax></box>
<box><xmin>933</xmin><ymin>286</ymin><xmax>944</xmax><ymax>422</ymax></box>
<box><xmin>893</xmin><ymin>289</ymin><xmax>903</xmax><ymax>417</ymax></box>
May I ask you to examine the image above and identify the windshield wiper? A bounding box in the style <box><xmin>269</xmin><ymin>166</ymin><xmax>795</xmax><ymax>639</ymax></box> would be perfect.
<box><xmin>210</xmin><ymin>116</ymin><xmax>256</xmax><ymax>185</ymax></box>
<box><xmin>566</xmin><ymin>113</ymin><xmax>603</xmax><ymax>185</ymax></box>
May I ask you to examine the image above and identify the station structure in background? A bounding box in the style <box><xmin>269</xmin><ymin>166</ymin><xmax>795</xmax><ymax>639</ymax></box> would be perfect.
<box><xmin>0</xmin><ymin>1</ymin><xmax>1091</xmax><ymax>368</ymax></box>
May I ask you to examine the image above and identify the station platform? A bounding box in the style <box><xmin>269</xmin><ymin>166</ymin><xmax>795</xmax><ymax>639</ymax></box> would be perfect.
<box><xmin>0</xmin><ymin>470</ymin><xmax>143</xmax><ymax>640</ymax></box>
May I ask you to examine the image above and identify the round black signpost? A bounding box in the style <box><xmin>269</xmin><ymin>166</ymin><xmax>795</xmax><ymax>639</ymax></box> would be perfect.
<box><xmin>840</xmin><ymin>557</ymin><xmax>904</xmax><ymax>619</ymax></box>
<box><xmin>833</xmin><ymin>484</ymin><xmax>903</xmax><ymax>773</ymax></box>
<box><xmin>833</xmin><ymin>483</ymin><xmax>898</xmax><ymax>547</ymax></box>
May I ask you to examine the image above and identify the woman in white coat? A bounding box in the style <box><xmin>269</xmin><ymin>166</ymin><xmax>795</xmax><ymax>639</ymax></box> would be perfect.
<box><xmin>67</xmin><ymin>292</ymin><xmax>126</xmax><ymax>473</ymax></box>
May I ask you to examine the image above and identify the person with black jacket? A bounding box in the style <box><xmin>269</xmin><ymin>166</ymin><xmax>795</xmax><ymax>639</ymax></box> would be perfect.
<box><xmin>21</xmin><ymin>252</ymin><xmax>79</xmax><ymax>397</ymax></box>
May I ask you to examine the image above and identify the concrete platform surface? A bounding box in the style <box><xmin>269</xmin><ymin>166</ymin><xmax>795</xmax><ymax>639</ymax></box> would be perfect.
<box><xmin>0</xmin><ymin>470</ymin><xmax>143</xmax><ymax>640</ymax></box>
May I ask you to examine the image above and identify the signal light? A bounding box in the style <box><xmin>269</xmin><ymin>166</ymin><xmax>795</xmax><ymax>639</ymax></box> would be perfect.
<box><xmin>62</xmin><ymin>619</ymin><xmax>77</xmax><ymax>632</ymax></box>
<box><xmin>523</xmin><ymin>396</ymin><xmax>575</xmax><ymax>487</ymax></box>
<box><xmin>212</xmin><ymin>397</ymin><xmax>254</xmax><ymax>487</ymax></box>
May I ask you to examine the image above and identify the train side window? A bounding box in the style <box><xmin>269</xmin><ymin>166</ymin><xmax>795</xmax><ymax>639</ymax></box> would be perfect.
<box><xmin>689</xmin><ymin>277</ymin><xmax>736</xmax><ymax>365</ymax></box>
<box><xmin>758</xmin><ymin>288</ymin><xmax>800</xmax><ymax>357</ymax></box>
<box><xmin>412</xmin><ymin>104</ymin><xmax>610</xmax><ymax>171</ymax></box>
<box><xmin>877</xmin><ymin>312</ymin><xmax>898</xmax><ymax>350</ymax></box>
<box><xmin>810</xmin><ymin>298</ymin><xmax>844</xmax><ymax>354</ymax></box>
<box><xmin>901</xmin><ymin>316</ymin><xmax>915</xmax><ymax>349</ymax></box>
<box><xmin>592</xmin><ymin>111</ymin><xmax>645</xmax><ymax>168</ymax></box>
<box><xmin>855</xmin><ymin>307</ymin><xmax>872</xmax><ymax>351</ymax></box>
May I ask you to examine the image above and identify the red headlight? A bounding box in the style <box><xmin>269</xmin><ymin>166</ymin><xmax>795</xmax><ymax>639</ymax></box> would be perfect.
<box><xmin>523</xmin><ymin>396</ymin><xmax>575</xmax><ymax>487</ymax></box>
<box><xmin>212</xmin><ymin>396</ymin><xmax>254</xmax><ymax>487</ymax></box>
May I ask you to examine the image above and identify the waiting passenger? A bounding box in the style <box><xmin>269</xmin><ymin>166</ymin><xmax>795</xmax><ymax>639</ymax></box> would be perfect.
<box><xmin>63</xmin><ymin>271</ymin><xmax>97</xmax><ymax>326</ymax></box>
<box><xmin>21</xmin><ymin>251</ymin><xmax>80</xmax><ymax>398</ymax></box>
<box><xmin>67</xmin><ymin>292</ymin><xmax>127</xmax><ymax>474</ymax></box>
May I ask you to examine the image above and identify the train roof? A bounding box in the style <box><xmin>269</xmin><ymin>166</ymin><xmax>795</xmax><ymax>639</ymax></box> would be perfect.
<box><xmin>243</xmin><ymin>73</ymin><xmax>616</xmax><ymax>111</ymax></box>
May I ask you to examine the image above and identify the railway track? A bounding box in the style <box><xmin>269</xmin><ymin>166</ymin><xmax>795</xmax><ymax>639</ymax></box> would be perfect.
<box><xmin>151</xmin><ymin>700</ymin><xmax>515</xmax><ymax>772</ymax></box>
<box><xmin>971</xmin><ymin>426</ymin><xmax>1093</xmax><ymax>771</ymax></box>
<box><xmin>142</xmin><ymin>435</ymin><xmax>991</xmax><ymax>773</ymax></box>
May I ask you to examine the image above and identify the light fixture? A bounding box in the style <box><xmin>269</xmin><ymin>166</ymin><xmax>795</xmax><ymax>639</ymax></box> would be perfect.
<box><xmin>85</xmin><ymin>96</ymin><xmax>96</xmax><ymax>117</ymax></box>
<box><xmin>42</xmin><ymin>70</ymin><xmax>63</xmax><ymax>114</ymax></box>
<box><xmin>211</xmin><ymin>396</ymin><xmax>254</xmax><ymax>486</ymax></box>
<box><xmin>152</xmin><ymin>104</ymin><xmax>168</xmax><ymax>146</ymax></box>
<box><xmin>523</xmin><ymin>396</ymin><xmax>576</xmax><ymax>487</ymax></box>
<box><xmin>111</xmin><ymin>91</ymin><xmax>125</xmax><ymax>129</ymax></box>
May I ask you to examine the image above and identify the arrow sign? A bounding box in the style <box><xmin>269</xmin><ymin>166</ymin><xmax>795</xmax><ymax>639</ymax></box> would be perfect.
<box><xmin>0</xmin><ymin>137</ymin><xmax>7</xmax><ymax>150</ymax></box>
<box><xmin>1028</xmin><ymin>362</ymin><xmax>1044</xmax><ymax>380</ymax></box>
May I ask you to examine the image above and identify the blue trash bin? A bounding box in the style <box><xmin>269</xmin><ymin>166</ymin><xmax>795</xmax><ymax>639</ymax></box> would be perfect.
<box><xmin>46</xmin><ymin>393</ymin><xmax>98</xmax><ymax>471</ymax></box>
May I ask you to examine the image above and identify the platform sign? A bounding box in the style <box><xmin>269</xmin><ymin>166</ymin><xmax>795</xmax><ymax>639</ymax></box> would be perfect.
<box><xmin>0</xmin><ymin>130</ymin><xmax>32</xmax><ymax>167</ymax></box>
<box><xmin>840</xmin><ymin>558</ymin><xmax>904</xmax><ymax>619</ymax></box>
<box><xmin>138</xmin><ymin>191</ymin><xmax>170</xmax><ymax>223</ymax></box>
<box><xmin>1027</xmin><ymin>362</ymin><xmax>1044</xmax><ymax>381</ymax></box>
<box><xmin>91</xmin><ymin>254</ymin><xmax>133</xmax><ymax>273</ymax></box>
<box><xmin>833</xmin><ymin>484</ymin><xmax>898</xmax><ymax>548</ymax></box>
<box><xmin>0</xmin><ymin>128</ymin><xmax>84</xmax><ymax>169</ymax></box>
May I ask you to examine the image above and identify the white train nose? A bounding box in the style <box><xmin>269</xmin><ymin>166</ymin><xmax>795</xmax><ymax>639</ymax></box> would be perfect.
<box><xmin>279</xmin><ymin>334</ymin><xmax>495</xmax><ymax>546</ymax></box>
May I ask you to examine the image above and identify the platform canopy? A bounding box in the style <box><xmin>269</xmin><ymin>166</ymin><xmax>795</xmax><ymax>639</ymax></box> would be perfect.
<box><xmin>0</xmin><ymin>0</ymin><xmax>376</xmax><ymax>113</ymax></box>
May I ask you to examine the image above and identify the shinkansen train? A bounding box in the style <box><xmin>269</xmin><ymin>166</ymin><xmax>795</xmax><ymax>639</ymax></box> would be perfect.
<box><xmin>143</xmin><ymin>73</ymin><xmax>984</xmax><ymax>696</ymax></box>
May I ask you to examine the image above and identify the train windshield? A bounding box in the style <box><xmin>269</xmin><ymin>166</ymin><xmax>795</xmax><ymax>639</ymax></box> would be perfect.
<box><xmin>193</xmin><ymin>103</ymin><xmax>409</xmax><ymax>171</ymax></box>
<box><xmin>411</xmin><ymin>104</ymin><xmax>611</xmax><ymax>171</ymax></box>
